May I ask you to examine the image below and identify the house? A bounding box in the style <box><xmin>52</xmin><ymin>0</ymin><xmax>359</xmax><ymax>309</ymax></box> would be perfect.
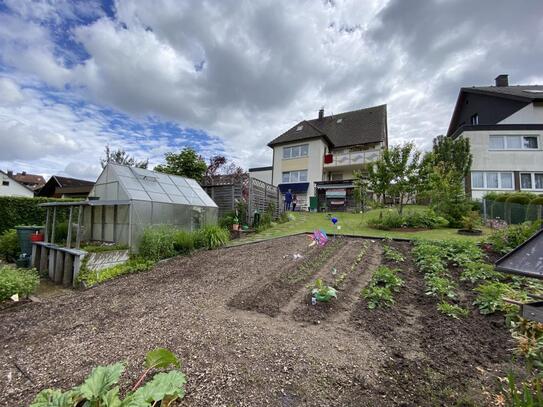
<box><xmin>248</xmin><ymin>166</ymin><xmax>273</xmax><ymax>184</ymax></box>
<box><xmin>10</xmin><ymin>171</ymin><xmax>46</xmax><ymax>191</ymax></box>
<box><xmin>267</xmin><ymin>105</ymin><xmax>388</xmax><ymax>211</ymax></box>
<box><xmin>37</xmin><ymin>175</ymin><xmax>95</xmax><ymax>198</ymax></box>
<box><xmin>447</xmin><ymin>74</ymin><xmax>543</xmax><ymax>199</ymax></box>
<box><xmin>0</xmin><ymin>170</ymin><xmax>34</xmax><ymax>197</ymax></box>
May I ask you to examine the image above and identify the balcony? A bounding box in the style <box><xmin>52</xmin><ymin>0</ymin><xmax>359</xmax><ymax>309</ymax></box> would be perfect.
<box><xmin>323</xmin><ymin>149</ymin><xmax>381</xmax><ymax>168</ymax></box>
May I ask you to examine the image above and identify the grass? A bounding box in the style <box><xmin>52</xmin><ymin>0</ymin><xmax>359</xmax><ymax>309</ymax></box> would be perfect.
<box><xmin>228</xmin><ymin>206</ymin><xmax>490</xmax><ymax>246</ymax></box>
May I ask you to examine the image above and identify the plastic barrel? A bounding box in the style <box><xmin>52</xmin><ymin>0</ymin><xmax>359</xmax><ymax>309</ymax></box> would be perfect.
<box><xmin>15</xmin><ymin>226</ymin><xmax>44</xmax><ymax>258</ymax></box>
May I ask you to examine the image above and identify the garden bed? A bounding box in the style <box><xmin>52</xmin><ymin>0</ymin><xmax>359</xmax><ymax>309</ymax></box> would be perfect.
<box><xmin>0</xmin><ymin>235</ymin><xmax>522</xmax><ymax>406</ymax></box>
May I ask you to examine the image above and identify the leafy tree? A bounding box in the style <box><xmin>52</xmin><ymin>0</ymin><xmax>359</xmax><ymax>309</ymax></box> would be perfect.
<box><xmin>205</xmin><ymin>155</ymin><xmax>227</xmax><ymax>178</ymax></box>
<box><xmin>353</xmin><ymin>171</ymin><xmax>369</xmax><ymax>212</ymax></box>
<box><xmin>100</xmin><ymin>145</ymin><xmax>148</xmax><ymax>169</ymax></box>
<box><xmin>368</xmin><ymin>143</ymin><xmax>424</xmax><ymax>214</ymax></box>
<box><xmin>432</xmin><ymin>135</ymin><xmax>472</xmax><ymax>178</ymax></box>
<box><xmin>154</xmin><ymin>147</ymin><xmax>207</xmax><ymax>182</ymax></box>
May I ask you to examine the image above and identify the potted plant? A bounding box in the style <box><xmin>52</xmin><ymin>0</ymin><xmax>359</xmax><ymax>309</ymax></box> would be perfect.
<box><xmin>458</xmin><ymin>211</ymin><xmax>483</xmax><ymax>236</ymax></box>
<box><xmin>232</xmin><ymin>216</ymin><xmax>239</xmax><ymax>231</ymax></box>
<box><xmin>310</xmin><ymin>278</ymin><xmax>337</xmax><ymax>302</ymax></box>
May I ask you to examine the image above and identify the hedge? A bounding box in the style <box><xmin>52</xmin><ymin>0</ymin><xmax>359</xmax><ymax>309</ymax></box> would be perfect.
<box><xmin>0</xmin><ymin>197</ymin><xmax>79</xmax><ymax>234</ymax></box>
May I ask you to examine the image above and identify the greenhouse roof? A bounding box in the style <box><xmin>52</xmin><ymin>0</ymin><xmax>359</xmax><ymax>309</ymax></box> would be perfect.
<box><xmin>103</xmin><ymin>164</ymin><xmax>217</xmax><ymax>207</ymax></box>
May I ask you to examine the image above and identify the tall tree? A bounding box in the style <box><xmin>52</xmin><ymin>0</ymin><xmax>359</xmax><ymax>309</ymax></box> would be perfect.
<box><xmin>154</xmin><ymin>147</ymin><xmax>207</xmax><ymax>181</ymax></box>
<box><xmin>100</xmin><ymin>145</ymin><xmax>148</xmax><ymax>169</ymax></box>
<box><xmin>205</xmin><ymin>155</ymin><xmax>227</xmax><ymax>178</ymax></box>
<box><xmin>432</xmin><ymin>135</ymin><xmax>472</xmax><ymax>178</ymax></box>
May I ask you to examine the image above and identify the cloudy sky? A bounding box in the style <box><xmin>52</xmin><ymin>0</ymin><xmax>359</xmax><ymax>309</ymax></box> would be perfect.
<box><xmin>1</xmin><ymin>0</ymin><xmax>542</xmax><ymax>180</ymax></box>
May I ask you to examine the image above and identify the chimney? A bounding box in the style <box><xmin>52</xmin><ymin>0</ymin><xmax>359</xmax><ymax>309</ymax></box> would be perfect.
<box><xmin>318</xmin><ymin>108</ymin><xmax>324</xmax><ymax>120</ymax></box>
<box><xmin>495</xmin><ymin>74</ymin><xmax>509</xmax><ymax>87</ymax></box>
<box><xmin>7</xmin><ymin>170</ymin><xmax>13</xmax><ymax>177</ymax></box>
<box><xmin>22</xmin><ymin>171</ymin><xmax>26</xmax><ymax>176</ymax></box>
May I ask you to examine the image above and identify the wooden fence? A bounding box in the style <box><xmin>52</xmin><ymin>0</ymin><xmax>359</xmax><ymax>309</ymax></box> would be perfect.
<box><xmin>203</xmin><ymin>175</ymin><xmax>281</xmax><ymax>225</ymax></box>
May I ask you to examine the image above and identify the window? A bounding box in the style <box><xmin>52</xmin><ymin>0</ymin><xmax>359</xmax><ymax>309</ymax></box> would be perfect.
<box><xmin>282</xmin><ymin>170</ymin><xmax>308</xmax><ymax>183</ymax></box>
<box><xmin>520</xmin><ymin>173</ymin><xmax>543</xmax><ymax>190</ymax></box>
<box><xmin>296</xmin><ymin>125</ymin><xmax>303</xmax><ymax>131</ymax></box>
<box><xmin>282</xmin><ymin>144</ymin><xmax>309</xmax><ymax>159</ymax></box>
<box><xmin>471</xmin><ymin>171</ymin><xmax>514</xmax><ymax>189</ymax></box>
<box><xmin>489</xmin><ymin>135</ymin><xmax>540</xmax><ymax>150</ymax></box>
<box><xmin>470</xmin><ymin>114</ymin><xmax>479</xmax><ymax>125</ymax></box>
<box><xmin>2</xmin><ymin>181</ymin><xmax>9</xmax><ymax>186</ymax></box>
<box><xmin>331</xmin><ymin>173</ymin><xmax>343</xmax><ymax>181</ymax></box>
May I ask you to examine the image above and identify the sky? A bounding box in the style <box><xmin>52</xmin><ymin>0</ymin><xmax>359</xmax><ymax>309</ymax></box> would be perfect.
<box><xmin>1</xmin><ymin>0</ymin><xmax>542</xmax><ymax>181</ymax></box>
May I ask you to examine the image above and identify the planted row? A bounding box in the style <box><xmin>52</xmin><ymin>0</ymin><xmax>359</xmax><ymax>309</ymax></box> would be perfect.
<box><xmin>333</xmin><ymin>241</ymin><xmax>369</xmax><ymax>289</ymax></box>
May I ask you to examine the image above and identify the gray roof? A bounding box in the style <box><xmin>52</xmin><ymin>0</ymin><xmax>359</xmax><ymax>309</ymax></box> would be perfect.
<box><xmin>462</xmin><ymin>85</ymin><xmax>543</xmax><ymax>102</ymax></box>
<box><xmin>268</xmin><ymin>104</ymin><xmax>387</xmax><ymax>148</ymax></box>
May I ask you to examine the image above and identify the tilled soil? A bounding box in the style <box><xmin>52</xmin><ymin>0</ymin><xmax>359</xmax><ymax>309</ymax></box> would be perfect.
<box><xmin>0</xmin><ymin>236</ymin><xmax>520</xmax><ymax>406</ymax></box>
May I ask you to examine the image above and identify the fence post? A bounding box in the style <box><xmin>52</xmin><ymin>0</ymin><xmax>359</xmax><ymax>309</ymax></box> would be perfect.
<box><xmin>248</xmin><ymin>178</ymin><xmax>253</xmax><ymax>226</ymax></box>
<box><xmin>482</xmin><ymin>199</ymin><xmax>487</xmax><ymax>222</ymax></box>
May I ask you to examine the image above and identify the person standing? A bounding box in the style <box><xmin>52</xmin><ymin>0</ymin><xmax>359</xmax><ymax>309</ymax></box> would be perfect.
<box><xmin>284</xmin><ymin>189</ymin><xmax>292</xmax><ymax>211</ymax></box>
<box><xmin>292</xmin><ymin>194</ymin><xmax>297</xmax><ymax>211</ymax></box>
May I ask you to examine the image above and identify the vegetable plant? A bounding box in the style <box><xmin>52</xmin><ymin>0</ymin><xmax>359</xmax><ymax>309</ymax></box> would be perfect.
<box><xmin>460</xmin><ymin>262</ymin><xmax>502</xmax><ymax>284</ymax></box>
<box><xmin>437</xmin><ymin>301</ymin><xmax>469</xmax><ymax>319</ymax></box>
<box><xmin>425</xmin><ymin>274</ymin><xmax>456</xmax><ymax>299</ymax></box>
<box><xmin>362</xmin><ymin>285</ymin><xmax>394</xmax><ymax>309</ymax></box>
<box><xmin>383</xmin><ymin>245</ymin><xmax>405</xmax><ymax>263</ymax></box>
<box><xmin>473</xmin><ymin>281</ymin><xmax>519</xmax><ymax>314</ymax></box>
<box><xmin>372</xmin><ymin>266</ymin><xmax>403</xmax><ymax>292</ymax></box>
<box><xmin>0</xmin><ymin>265</ymin><xmax>39</xmax><ymax>301</ymax></box>
<box><xmin>310</xmin><ymin>278</ymin><xmax>337</xmax><ymax>302</ymax></box>
<box><xmin>362</xmin><ymin>265</ymin><xmax>403</xmax><ymax>309</ymax></box>
<box><xmin>31</xmin><ymin>348</ymin><xmax>185</xmax><ymax>407</ymax></box>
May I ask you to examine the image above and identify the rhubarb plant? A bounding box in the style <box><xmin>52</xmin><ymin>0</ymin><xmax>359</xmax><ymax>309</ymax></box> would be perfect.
<box><xmin>31</xmin><ymin>348</ymin><xmax>185</xmax><ymax>407</ymax></box>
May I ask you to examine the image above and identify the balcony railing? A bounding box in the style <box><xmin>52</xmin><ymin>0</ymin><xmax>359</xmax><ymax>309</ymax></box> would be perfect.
<box><xmin>323</xmin><ymin>149</ymin><xmax>381</xmax><ymax>167</ymax></box>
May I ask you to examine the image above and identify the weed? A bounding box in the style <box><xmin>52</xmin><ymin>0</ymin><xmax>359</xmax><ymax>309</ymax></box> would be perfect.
<box><xmin>500</xmin><ymin>372</ymin><xmax>543</xmax><ymax>407</ymax></box>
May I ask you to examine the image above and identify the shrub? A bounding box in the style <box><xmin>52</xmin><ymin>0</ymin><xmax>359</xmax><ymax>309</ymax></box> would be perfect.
<box><xmin>218</xmin><ymin>212</ymin><xmax>236</xmax><ymax>229</ymax></box>
<box><xmin>77</xmin><ymin>258</ymin><xmax>155</xmax><ymax>287</ymax></box>
<box><xmin>0</xmin><ymin>229</ymin><xmax>20</xmax><ymax>262</ymax></box>
<box><xmin>505</xmin><ymin>193</ymin><xmax>538</xmax><ymax>205</ymax></box>
<box><xmin>194</xmin><ymin>225</ymin><xmax>229</xmax><ymax>249</ymax></box>
<box><xmin>31</xmin><ymin>348</ymin><xmax>185</xmax><ymax>407</ymax></box>
<box><xmin>0</xmin><ymin>265</ymin><xmax>40</xmax><ymax>301</ymax></box>
<box><xmin>486</xmin><ymin>221</ymin><xmax>541</xmax><ymax>254</ymax></box>
<box><xmin>368</xmin><ymin>209</ymin><xmax>448</xmax><ymax>230</ymax></box>
<box><xmin>461</xmin><ymin>211</ymin><xmax>482</xmax><ymax>231</ymax></box>
<box><xmin>173</xmin><ymin>230</ymin><xmax>195</xmax><ymax>254</ymax></box>
<box><xmin>139</xmin><ymin>226</ymin><xmax>177</xmax><ymax>261</ymax></box>
<box><xmin>495</xmin><ymin>193</ymin><xmax>512</xmax><ymax>203</ymax></box>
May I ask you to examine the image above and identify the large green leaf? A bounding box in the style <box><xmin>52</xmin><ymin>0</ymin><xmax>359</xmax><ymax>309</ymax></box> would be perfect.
<box><xmin>101</xmin><ymin>386</ymin><xmax>123</xmax><ymax>407</ymax></box>
<box><xmin>30</xmin><ymin>389</ymin><xmax>75</xmax><ymax>407</ymax></box>
<box><xmin>79</xmin><ymin>363</ymin><xmax>125</xmax><ymax>401</ymax></box>
<box><xmin>132</xmin><ymin>371</ymin><xmax>186</xmax><ymax>404</ymax></box>
<box><xmin>144</xmin><ymin>348</ymin><xmax>180</xmax><ymax>369</ymax></box>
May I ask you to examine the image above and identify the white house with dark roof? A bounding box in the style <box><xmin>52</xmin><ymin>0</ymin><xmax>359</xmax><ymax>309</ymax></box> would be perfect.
<box><xmin>0</xmin><ymin>170</ymin><xmax>34</xmax><ymax>197</ymax></box>
<box><xmin>447</xmin><ymin>75</ymin><xmax>543</xmax><ymax>199</ymax></box>
<box><xmin>267</xmin><ymin>104</ymin><xmax>388</xmax><ymax>210</ymax></box>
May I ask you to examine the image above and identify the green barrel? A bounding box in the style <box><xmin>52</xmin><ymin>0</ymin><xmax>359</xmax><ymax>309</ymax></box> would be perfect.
<box><xmin>15</xmin><ymin>226</ymin><xmax>44</xmax><ymax>258</ymax></box>
<box><xmin>309</xmin><ymin>196</ymin><xmax>318</xmax><ymax>212</ymax></box>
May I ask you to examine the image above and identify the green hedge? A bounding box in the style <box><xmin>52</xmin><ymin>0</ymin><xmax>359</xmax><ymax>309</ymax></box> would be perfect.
<box><xmin>0</xmin><ymin>197</ymin><xmax>79</xmax><ymax>234</ymax></box>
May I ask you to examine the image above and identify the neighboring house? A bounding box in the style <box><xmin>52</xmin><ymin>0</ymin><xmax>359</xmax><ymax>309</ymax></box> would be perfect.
<box><xmin>37</xmin><ymin>175</ymin><xmax>95</xmax><ymax>198</ymax></box>
<box><xmin>10</xmin><ymin>171</ymin><xmax>46</xmax><ymax>192</ymax></box>
<box><xmin>447</xmin><ymin>74</ymin><xmax>543</xmax><ymax>200</ymax></box>
<box><xmin>0</xmin><ymin>170</ymin><xmax>34</xmax><ymax>197</ymax></box>
<box><xmin>267</xmin><ymin>105</ymin><xmax>388</xmax><ymax>211</ymax></box>
<box><xmin>248</xmin><ymin>166</ymin><xmax>273</xmax><ymax>184</ymax></box>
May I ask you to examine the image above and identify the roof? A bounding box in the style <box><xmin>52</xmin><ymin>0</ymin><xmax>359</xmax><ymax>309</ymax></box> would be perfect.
<box><xmin>248</xmin><ymin>166</ymin><xmax>273</xmax><ymax>172</ymax></box>
<box><xmin>93</xmin><ymin>164</ymin><xmax>217</xmax><ymax>207</ymax></box>
<box><xmin>37</xmin><ymin>175</ymin><xmax>95</xmax><ymax>197</ymax></box>
<box><xmin>461</xmin><ymin>85</ymin><xmax>543</xmax><ymax>102</ymax></box>
<box><xmin>53</xmin><ymin>176</ymin><xmax>94</xmax><ymax>188</ymax></box>
<box><xmin>268</xmin><ymin>104</ymin><xmax>387</xmax><ymax>148</ymax></box>
<box><xmin>0</xmin><ymin>170</ymin><xmax>34</xmax><ymax>193</ymax></box>
<box><xmin>12</xmin><ymin>173</ymin><xmax>46</xmax><ymax>188</ymax></box>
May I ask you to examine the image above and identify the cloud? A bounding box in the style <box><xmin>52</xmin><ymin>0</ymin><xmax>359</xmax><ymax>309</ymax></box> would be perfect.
<box><xmin>1</xmin><ymin>0</ymin><xmax>542</xmax><ymax>180</ymax></box>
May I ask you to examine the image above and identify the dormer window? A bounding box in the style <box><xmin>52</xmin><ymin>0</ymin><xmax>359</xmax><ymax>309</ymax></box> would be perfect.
<box><xmin>470</xmin><ymin>114</ymin><xmax>479</xmax><ymax>125</ymax></box>
<box><xmin>296</xmin><ymin>125</ymin><xmax>303</xmax><ymax>131</ymax></box>
<box><xmin>336</xmin><ymin>118</ymin><xmax>343</xmax><ymax>123</ymax></box>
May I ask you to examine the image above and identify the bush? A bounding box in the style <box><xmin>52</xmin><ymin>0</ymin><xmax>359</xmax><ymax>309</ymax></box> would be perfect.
<box><xmin>495</xmin><ymin>193</ymin><xmax>512</xmax><ymax>203</ymax></box>
<box><xmin>218</xmin><ymin>212</ymin><xmax>237</xmax><ymax>229</ymax></box>
<box><xmin>0</xmin><ymin>197</ymin><xmax>78</xmax><ymax>234</ymax></box>
<box><xmin>368</xmin><ymin>209</ymin><xmax>448</xmax><ymax>230</ymax></box>
<box><xmin>505</xmin><ymin>193</ymin><xmax>538</xmax><ymax>205</ymax></box>
<box><xmin>461</xmin><ymin>211</ymin><xmax>482</xmax><ymax>231</ymax></box>
<box><xmin>139</xmin><ymin>226</ymin><xmax>177</xmax><ymax>261</ymax></box>
<box><xmin>0</xmin><ymin>229</ymin><xmax>20</xmax><ymax>262</ymax></box>
<box><xmin>173</xmin><ymin>230</ymin><xmax>195</xmax><ymax>254</ymax></box>
<box><xmin>0</xmin><ymin>265</ymin><xmax>40</xmax><ymax>301</ymax></box>
<box><xmin>486</xmin><ymin>221</ymin><xmax>542</xmax><ymax>254</ymax></box>
<box><xmin>194</xmin><ymin>225</ymin><xmax>230</xmax><ymax>249</ymax></box>
<box><xmin>77</xmin><ymin>258</ymin><xmax>155</xmax><ymax>286</ymax></box>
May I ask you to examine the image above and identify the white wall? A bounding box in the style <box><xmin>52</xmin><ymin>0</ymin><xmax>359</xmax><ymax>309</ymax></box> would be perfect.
<box><xmin>249</xmin><ymin>169</ymin><xmax>272</xmax><ymax>184</ymax></box>
<box><xmin>0</xmin><ymin>172</ymin><xmax>34</xmax><ymax>197</ymax></box>
<box><xmin>272</xmin><ymin>138</ymin><xmax>327</xmax><ymax>200</ymax></box>
<box><xmin>499</xmin><ymin>103</ymin><xmax>543</xmax><ymax>124</ymax></box>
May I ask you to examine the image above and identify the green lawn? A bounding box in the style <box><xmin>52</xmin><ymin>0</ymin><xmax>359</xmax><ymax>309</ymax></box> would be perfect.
<box><xmin>229</xmin><ymin>206</ymin><xmax>490</xmax><ymax>246</ymax></box>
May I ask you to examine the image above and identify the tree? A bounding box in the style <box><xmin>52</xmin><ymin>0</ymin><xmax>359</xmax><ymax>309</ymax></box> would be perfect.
<box><xmin>432</xmin><ymin>135</ymin><xmax>472</xmax><ymax>179</ymax></box>
<box><xmin>100</xmin><ymin>145</ymin><xmax>148</xmax><ymax>169</ymax></box>
<box><xmin>205</xmin><ymin>155</ymin><xmax>227</xmax><ymax>178</ymax></box>
<box><xmin>154</xmin><ymin>147</ymin><xmax>207</xmax><ymax>182</ymax></box>
<box><xmin>368</xmin><ymin>143</ymin><xmax>424</xmax><ymax>214</ymax></box>
<box><xmin>353</xmin><ymin>171</ymin><xmax>369</xmax><ymax>212</ymax></box>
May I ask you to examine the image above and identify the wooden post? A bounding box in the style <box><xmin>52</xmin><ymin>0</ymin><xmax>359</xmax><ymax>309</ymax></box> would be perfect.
<box><xmin>44</xmin><ymin>208</ymin><xmax>50</xmax><ymax>243</ymax></box>
<box><xmin>90</xmin><ymin>205</ymin><xmax>94</xmax><ymax>241</ymax></box>
<box><xmin>54</xmin><ymin>250</ymin><xmax>64</xmax><ymax>284</ymax></box>
<box><xmin>40</xmin><ymin>247</ymin><xmax>48</xmax><ymax>275</ymax></box>
<box><xmin>50</xmin><ymin>207</ymin><xmax>57</xmax><ymax>244</ymax></box>
<box><xmin>101</xmin><ymin>205</ymin><xmax>106</xmax><ymax>241</ymax></box>
<box><xmin>48</xmin><ymin>249</ymin><xmax>55</xmax><ymax>280</ymax></box>
<box><xmin>63</xmin><ymin>253</ymin><xmax>73</xmax><ymax>287</ymax></box>
<box><xmin>128</xmin><ymin>204</ymin><xmax>132</xmax><ymax>250</ymax></box>
<box><xmin>73</xmin><ymin>254</ymin><xmax>84</xmax><ymax>287</ymax></box>
<box><xmin>113</xmin><ymin>205</ymin><xmax>118</xmax><ymax>243</ymax></box>
<box><xmin>75</xmin><ymin>205</ymin><xmax>83</xmax><ymax>249</ymax></box>
<box><xmin>66</xmin><ymin>206</ymin><xmax>73</xmax><ymax>248</ymax></box>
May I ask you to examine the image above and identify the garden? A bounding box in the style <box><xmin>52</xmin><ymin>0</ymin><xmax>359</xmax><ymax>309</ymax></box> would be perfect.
<box><xmin>1</xmin><ymin>216</ymin><xmax>543</xmax><ymax>406</ymax></box>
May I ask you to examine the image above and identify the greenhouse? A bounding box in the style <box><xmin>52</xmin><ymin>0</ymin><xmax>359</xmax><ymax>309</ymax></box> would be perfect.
<box><xmin>31</xmin><ymin>164</ymin><xmax>218</xmax><ymax>286</ymax></box>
